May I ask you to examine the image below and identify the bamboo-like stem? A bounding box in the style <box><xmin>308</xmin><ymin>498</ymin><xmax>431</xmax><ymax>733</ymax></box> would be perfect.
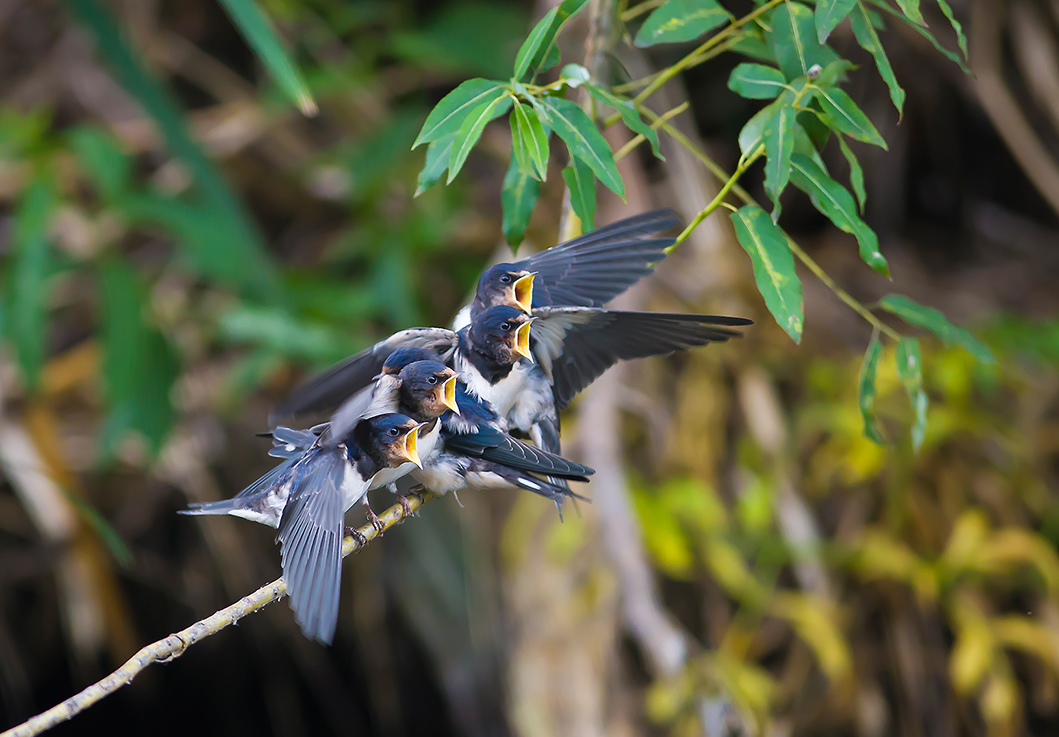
<box><xmin>1</xmin><ymin>491</ymin><xmax>437</xmax><ymax>737</ymax></box>
<box><xmin>613</xmin><ymin>101</ymin><xmax>688</xmax><ymax>161</ymax></box>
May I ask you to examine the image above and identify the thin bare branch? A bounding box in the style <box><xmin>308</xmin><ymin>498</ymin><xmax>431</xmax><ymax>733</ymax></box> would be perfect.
<box><xmin>1</xmin><ymin>490</ymin><xmax>437</xmax><ymax>737</ymax></box>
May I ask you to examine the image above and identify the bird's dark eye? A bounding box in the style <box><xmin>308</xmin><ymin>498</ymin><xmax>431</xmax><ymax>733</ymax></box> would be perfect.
<box><xmin>500</xmin><ymin>321</ymin><xmax>511</xmax><ymax>331</ymax></box>
<box><xmin>500</xmin><ymin>274</ymin><xmax>512</xmax><ymax>284</ymax></box>
<box><xmin>388</xmin><ymin>427</ymin><xmax>399</xmax><ymax>436</ymax></box>
<box><xmin>428</xmin><ymin>375</ymin><xmax>438</xmax><ymax>385</ymax></box>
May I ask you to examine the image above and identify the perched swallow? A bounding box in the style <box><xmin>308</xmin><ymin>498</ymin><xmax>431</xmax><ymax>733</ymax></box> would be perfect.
<box><xmin>451</xmin><ymin>209</ymin><xmax>680</xmax><ymax>330</ymax></box>
<box><xmin>298</xmin><ymin>345</ymin><xmax>596</xmax><ymax>513</ymax></box>
<box><xmin>271</xmin><ymin>305</ymin><xmax>534</xmax><ymax>422</ymax></box>
<box><xmin>183</xmin><ymin>413</ymin><xmax>423</xmax><ymax>643</ymax></box>
<box><xmin>494</xmin><ymin>307</ymin><xmax>753</xmax><ymax>459</ymax></box>
<box><xmin>414</xmin><ymin>383</ymin><xmax>592</xmax><ymax>517</ymax></box>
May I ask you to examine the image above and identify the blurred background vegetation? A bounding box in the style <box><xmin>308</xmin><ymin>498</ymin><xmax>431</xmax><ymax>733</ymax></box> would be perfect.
<box><xmin>1</xmin><ymin>0</ymin><xmax>1058</xmax><ymax>735</ymax></box>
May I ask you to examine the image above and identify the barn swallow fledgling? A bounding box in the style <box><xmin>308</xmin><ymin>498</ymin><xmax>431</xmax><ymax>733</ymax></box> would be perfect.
<box><xmin>451</xmin><ymin>209</ymin><xmax>680</xmax><ymax>330</ymax></box>
<box><xmin>184</xmin><ymin>414</ymin><xmax>424</xmax><ymax>643</ymax></box>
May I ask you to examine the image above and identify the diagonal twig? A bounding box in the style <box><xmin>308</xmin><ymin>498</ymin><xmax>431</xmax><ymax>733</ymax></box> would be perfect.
<box><xmin>1</xmin><ymin>490</ymin><xmax>437</xmax><ymax>737</ymax></box>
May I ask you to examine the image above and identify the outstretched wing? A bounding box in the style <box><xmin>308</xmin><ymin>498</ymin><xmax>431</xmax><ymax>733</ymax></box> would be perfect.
<box><xmin>443</xmin><ymin>427</ymin><xmax>593</xmax><ymax>480</ymax></box>
<box><xmin>271</xmin><ymin>328</ymin><xmax>458</xmax><ymax>422</ymax></box>
<box><xmin>276</xmin><ymin>448</ymin><xmax>356</xmax><ymax>644</ymax></box>
<box><xmin>519</xmin><ymin>209</ymin><xmax>679</xmax><ymax>308</ymax></box>
<box><xmin>531</xmin><ymin>308</ymin><xmax>753</xmax><ymax>410</ymax></box>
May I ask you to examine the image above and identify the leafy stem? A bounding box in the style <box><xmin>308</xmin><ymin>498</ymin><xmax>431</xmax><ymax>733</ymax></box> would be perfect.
<box><xmin>639</xmin><ymin>105</ymin><xmax>902</xmax><ymax>342</ymax></box>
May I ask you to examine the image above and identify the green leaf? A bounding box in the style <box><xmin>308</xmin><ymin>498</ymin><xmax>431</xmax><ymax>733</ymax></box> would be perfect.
<box><xmin>851</xmin><ymin>3</ymin><xmax>905</xmax><ymax>114</ymax></box>
<box><xmin>513</xmin><ymin>6</ymin><xmax>559</xmax><ymax>80</ymax></box>
<box><xmin>880</xmin><ymin>295</ymin><xmax>996</xmax><ymax>363</ymax></box>
<box><xmin>817</xmin><ymin>88</ymin><xmax>887</xmax><ymax>148</ymax></box>
<box><xmin>561</xmin><ymin>63</ymin><xmax>591</xmax><ymax>88</ymax></box>
<box><xmin>69</xmin><ymin>0</ymin><xmax>281</xmax><ymax>301</ymax></box>
<box><xmin>447</xmin><ymin>94</ymin><xmax>513</xmax><ymax>183</ymax></box>
<box><xmin>789</xmin><ymin>154</ymin><xmax>891</xmax><ymax>277</ymax></box>
<box><xmin>895</xmin><ymin>0</ymin><xmax>924</xmax><ymax>26</ymax></box>
<box><xmin>634</xmin><ymin>0</ymin><xmax>733</xmax><ymax>47</ymax></box>
<box><xmin>870</xmin><ymin>0</ymin><xmax>970</xmax><ymax>74</ymax></box>
<box><xmin>501</xmin><ymin>152</ymin><xmax>540</xmax><ymax>248</ymax></box>
<box><xmin>739</xmin><ymin>95</ymin><xmax>786</xmax><ymax>156</ymax></box>
<box><xmin>563</xmin><ymin>156</ymin><xmax>597</xmax><ymax>230</ymax></box>
<box><xmin>217</xmin><ymin>0</ymin><xmax>317</xmax><ymax>115</ymax></box>
<box><xmin>895</xmin><ymin>337</ymin><xmax>927</xmax><ymax>451</ymax></box>
<box><xmin>730</xmin><ymin>205</ymin><xmax>803</xmax><ymax>343</ymax></box>
<box><xmin>935</xmin><ymin>0</ymin><xmax>968</xmax><ymax>60</ymax></box>
<box><xmin>838</xmin><ymin>136</ymin><xmax>867</xmax><ymax>212</ymax></box>
<box><xmin>815</xmin><ymin>0</ymin><xmax>858</xmax><ymax>42</ymax></box>
<box><xmin>727</xmin><ymin>63</ymin><xmax>788</xmax><ymax>99</ymax></box>
<box><xmin>586</xmin><ymin>85</ymin><xmax>662</xmax><ymax>158</ymax></box>
<box><xmin>539</xmin><ymin>97</ymin><xmax>625</xmax><ymax>198</ymax></box>
<box><xmin>814</xmin><ymin>58</ymin><xmax>856</xmax><ymax>89</ymax></box>
<box><xmin>97</xmin><ymin>258</ymin><xmax>179</xmax><ymax>456</ymax></box>
<box><xmin>512</xmin><ymin>0</ymin><xmax>590</xmax><ymax>79</ymax></box>
<box><xmin>858</xmin><ymin>335</ymin><xmax>885</xmax><ymax>443</ymax></box>
<box><xmin>69</xmin><ymin>126</ymin><xmax>132</xmax><ymax>200</ymax></box>
<box><xmin>5</xmin><ymin>175</ymin><xmax>57</xmax><ymax>391</ymax></box>
<box><xmin>764</xmin><ymin>106</ymin><xmax>797</xmax><ymax>219</ymax></box>
<box><xmin>415</xmin><ymin>132</ymin><xmax>456</xmax><ymax>196</ymax></box>
<box><xmin>512</xmin><ymin>102</ymin><xmax>549</xmax><ymax>179</ymax></box>
<box><xmin>413</xmin><ymin>78</ymin><xmax>506</xmax><ymax>148</ymax></box>
<box><xmin>767</xmin><ymin>2</ymin><xmax>839</xmax><ymax>82</ymax></box>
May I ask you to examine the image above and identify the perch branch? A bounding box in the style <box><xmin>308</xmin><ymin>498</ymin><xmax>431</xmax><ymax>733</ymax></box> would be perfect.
<box><xmin>1</xmin><ymin>490</ymin><xmax>437</xmax><ymax>737</ymax></box>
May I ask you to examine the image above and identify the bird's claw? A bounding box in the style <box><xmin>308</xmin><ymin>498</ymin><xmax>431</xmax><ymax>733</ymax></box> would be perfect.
<box><xmin>397</xmin><ymin>495</ymin><xmax>414</xmax><ymax>518</ymax></box>
<box><xmin>364</xmin><ymin>505</ymin><xmax>386</xmax><ymax>534</ymax></box>
<box><xmin>345</xmin><ymin>526</ymin><xmax>367</xmax><ymax>547</ymax></box>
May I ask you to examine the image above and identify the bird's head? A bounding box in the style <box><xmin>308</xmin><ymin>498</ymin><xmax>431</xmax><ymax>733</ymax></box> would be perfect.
<box><xmin>469</xmin><ymin>305</ymin><xmax>535</xmax><ymax>366</ymax></box>
<box><xmin>381</xmin><ymin>347</ymin><xmax>442</xmax><ymax>376</ymax></box>
<box><xmin>397</xmin><ymin>360</ymin><xmax>460</xmax><ymax>419</ymax></box>
<box><xmin>360</xmin><ymin>413</ymin><xmax>425</xmax><ymax>469</ymax></box>
<box><xmin>475</xmin><ymin>264</ymin><xmax>536</xmax><ymax>313</ymax></box>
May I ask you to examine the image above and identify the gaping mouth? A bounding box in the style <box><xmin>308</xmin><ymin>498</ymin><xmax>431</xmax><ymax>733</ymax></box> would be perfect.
<box><xmin>514</xmin><ymin>319</ymin><xmax>534</xmax><ymax>361</ymax></box>
<box><xmin>441</xmin><ymin>375</ymin><xmax>460</xmax><ymax>415</ymax></box>
<box><xmin>401</xmin><ymin>425</ymin><xmax>423</xmax><ymax>468</ymax></box>
<box><xmin>513</xmin><ymin>272</ymin><xmax>536</xmax><ymax>313</ymax></box>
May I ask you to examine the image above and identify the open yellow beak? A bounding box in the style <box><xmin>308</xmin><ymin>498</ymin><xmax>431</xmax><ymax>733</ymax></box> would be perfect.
<box><xmin>514</xmin><ymin>319</ymin><xmax>535</xmax><ymax>361</ymax></box>
<box><xmin>513</xmin><ymin>272</ymin><xmax>536</xmax><ymax>313</ymax></box>
<box><xmin>441</xmin><ymin>374</ymin><xmax>460</xmax><ymax>415</ymax></box>
<box><xmin>401</xmin><ymin>424</ymin><xmax>423</xmax><ymax>469</ymax></box>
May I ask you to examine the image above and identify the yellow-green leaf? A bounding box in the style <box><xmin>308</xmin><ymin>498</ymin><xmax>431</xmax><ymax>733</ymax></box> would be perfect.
<box><xmin>730</xmin><ymin>205</ymin><xmax>803</xmax><ymax>343</ymax></box>
<box><xmin>634</xmin><ymin>0</ymin><xmax>733</xmax><ymax>47</ymax></box>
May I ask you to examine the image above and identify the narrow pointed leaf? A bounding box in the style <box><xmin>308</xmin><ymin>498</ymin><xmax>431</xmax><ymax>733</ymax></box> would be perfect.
<box><xmin>513</xmin><ymin>0</ymin><xmax>590</xmax><ymax>79</ymax></box>
<box><xmin>818</xmin><ymin>88</ymin><xmax>887</xmax><ymax>148</ymax></box>
<box><xmin>514</xmin><ymin>7</ymin><xmax>559</xmax><ymax>79</ymax></box>
<box><xmin>871</xmin><ymin>0</ymin><xmax>971</xmax><ymax>74</ymax></box>
<box><xmin>935</xmin><ymin>0</ymin><xmax>968</xmax><ymax>60</ymax></box>
<box><xmin>880</xmin><ymin>295</ymin><xmax>995</xmax><ymax>363</ymax></box>
<box><xmin>858</xmin><ymin>335</ymin><xmax>885</xmax><ymax>443</ymax></box>
<box><xmin>98</xmin><ymin>258</ymin><xmax>180</xmax><ymax>456</ymax></box>
<box><xmin>415</xmin><ymin>132</ymin><xmax>456</xmax><ymax>196</ymax></box>
<box><xmin>764</xmin><ymin>106</ymin><xmax>797</xmax><ymax>219</ymax></box>
<box><xmin>512</xmin><ymin>102</ymin><xmax>549</xmax><ymax>179</ymax></box>
<box><xmin>540</xmin><ymin>97</ymin><xmax>625</xmax><ymax>197</ymax></box>
<box><xmin>895</xmin><ymin>337</ymin><xmax>927</xmax><ymax>451</ymax></box>
<box><xmin>635</xmin><ymin>0</ymin><xmax>733</xmax><ymax>47</ymax></box>
<box><xmin>586</xmin><ymin>85</ymin><xmax>662</xmax><ymax>158</ymax></box>
<box><xmin>895</xmin><ymin>0</ymin><xmax>924</xmax><ymax>26</ymax></box>
<box><xmin>563</xmin><ymin>157</ymin><xmax>597</xmax><ymax>230</ymax></box>
<box><xmin>727</xmin><ymin>63</ymin><xmax>788</xmax><ymax>99</ymax></box>
<box><xmin>730</xmin><ymin>205</ymin><xmax>804</xmax><ymax>343</ymax></box>
<box><xmin>851</xmin><ymin>3</ymin><xmax>905</xmax><ymax>113</ymax></box>
<box><xmin>5</xmin><ymin>175</ymin><xmax>57</xmax><ymax>390</ymax></box>
<box><xmin>413</xmin><ymin>79</ymin><xmax>506</xmax><ymax>148</ymax></box>
<box><xmin>837</xmin><ymin>136</ymin><xmax>867</xmax><ymax>212</ymax></box>
<box><xmin>501</xmin><ymin>152</ymin><xmax>540</xmax><ymax>248</ymax></box>
<box><xmin>217</xmin><ymin>0</ymin><xmax>317</xmax><ymax>115</ymax></box>
<box><xmin>815</xmin><ymin>0</ymin><xmax>858</xmax><ymax>42</ymax></box>
<box><xmin>69</xmin><ymin>127</ymin><xmax>132</xmax><ymax>200</ymax></box>
<box><xmin>448</xmin><ymin>95</ymin><xmax>513</xmax><ymax>183</ymax></box>
<box><xmin>767</xmin><ymin>2</ymin><xmax>839</xmax><ymax>82</ymax></box>
<box><xmin>790</xmin><ymin>154</ymin><xmax>890</xmax><ymax>277</ymax></box>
